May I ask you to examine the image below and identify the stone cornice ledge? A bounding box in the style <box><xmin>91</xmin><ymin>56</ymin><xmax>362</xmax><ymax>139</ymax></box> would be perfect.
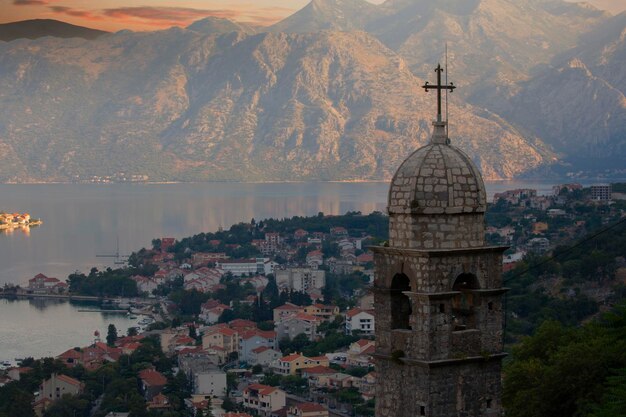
<box><xmin>369</xmin><ymin>245</ymin><xmax>509</xmax><ymax>257</ymax></box>
<box><xmin>373</xmin><ymin>352</ymin><xmax>508</xmax><ymax>368</ymax></box>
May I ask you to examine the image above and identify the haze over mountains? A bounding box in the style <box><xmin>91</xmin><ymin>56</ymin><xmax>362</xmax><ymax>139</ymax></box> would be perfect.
<box><xmin>0</xmin><ymin>0</ymin><xmax>623</xmax><ymax>182</ymax></box>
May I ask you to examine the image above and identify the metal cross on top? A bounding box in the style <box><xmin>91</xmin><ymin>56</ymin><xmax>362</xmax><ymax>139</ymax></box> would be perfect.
<box><xmin>422</xmin><ymin>64</ymin><xmax>456</xmax><ymax>122</ymax></box>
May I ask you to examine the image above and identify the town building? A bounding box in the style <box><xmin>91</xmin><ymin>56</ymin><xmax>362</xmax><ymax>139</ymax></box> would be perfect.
<box><xmin>243</xmin><ymin>384</ymin><xmax>286</xmax><ymax>415</ymax></box>
<box><xmin>202</xmin><ymin>327</ymin><xmax>239</xmax><ymax>356</ymax></box>
<box><xmin>344</xmin><ymin>308</ymin><xmax>375</xmax><ymax>335</ymax></box>
<box><xmin>276</xmin><ymin>313</ymin><xmax>322</xmax><ymax>341</ymax></box>
<box><xmin>303</xmin><ymin>304</ymin><xmax>340</xmax><ymax>322</ymax></box>
<box><xmin>346</xmin><ymin>339</ymin><xmax>375</xmax><ymax>367</ymax></box>
<box><xmin>238</xmin><ymin>329</ymin><xmax>278</xmax><ymax>362</ymax></box>
<box><xmin>275</xmin><ymin>268</ymin><xmax>325</xmax><ymax>294</ymax></box>
<box><xmin>272</xmin><ymin>303</ymin><xmax>303</xmax><ymax>323</ymax></box>
<box><xmin>38</xmin><ymin>373</ymin><xmax>83</xmax><ymax>401</ymax></box>
<box><xmin>371</xmin><ymin>79</ymin><xmax>506</xmax><ymax>417</ymax></box>
<box><xmin>591</xmin><ymin>184</ymin><xmax>612</xmax><ymax>201</ymax></box>
<box><xmin>250</xmin><ymin>346</ymin><xmax>282</xmax><ymax>367</ymax></box>
<box><xmin>287</xmin><ymin>402</ymin><xmax>329</xmax><ymax>417</ymax></box>
<box><xmin>138</xmin><ymin>369</ymin><xmax>168</xmax><ymax>401</ymax></box>
<box><xmin>28</xmin><ymin>273</ymin><xmax>67</xmax><ymax>294</ymax></box>
<box><xmin>271</xmin><ymin>353</ymin><xmax>329</xmax><ymax>376</ymax></box>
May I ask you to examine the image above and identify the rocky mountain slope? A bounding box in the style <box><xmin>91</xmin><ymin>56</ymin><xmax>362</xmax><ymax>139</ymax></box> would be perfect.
<box><xmin>270</xmin><ymin>0</ymin><xmax>378</xmax><ymax>33</ymax></box>
<box><xmin>270</xmin><ymin>0</ymin><xmax>609</xmax><ymax>101</ymax></box>
<box><xmin>0</xmin><ymin>19</ymin><xmax>108</xmax><ymax>42</ymax></box>
<box><xmin>0</xmin><ymin>29</ymin><xmax>549</xmax><ymax>182</ymax></box>
<box><xmin>496</xmin><ymin>12</ymin><xmax>626</xmax><ymax>172</ymax></box>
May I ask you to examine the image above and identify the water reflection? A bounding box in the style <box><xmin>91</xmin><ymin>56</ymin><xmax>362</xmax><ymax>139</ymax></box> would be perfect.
<box><xmin>0</xmin><ymin>181</ymin><xmax>562</xmax><ymax>286</ymax></box>
<box><xmin>0</xmin><ymin>298</ymin><xmax>140</xmax><ymax>362</ymax></box>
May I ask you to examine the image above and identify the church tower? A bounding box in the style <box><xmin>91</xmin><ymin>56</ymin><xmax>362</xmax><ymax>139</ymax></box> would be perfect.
<box><xmin>372</xmin><ymin>65</ymin><xmax>507</xmax><ymax>417</ymax></box>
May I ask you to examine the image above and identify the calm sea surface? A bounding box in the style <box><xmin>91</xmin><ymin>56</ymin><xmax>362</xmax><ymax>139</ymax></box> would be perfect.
<box><xmin>0</xmin><ymin>181</ymin><xmax>565</xmax><ymax>360</ymax></box>
<box><xmin>0</xmin><ymin>298</ymin><xmax>140</xmax><ymax>364</ymax></box>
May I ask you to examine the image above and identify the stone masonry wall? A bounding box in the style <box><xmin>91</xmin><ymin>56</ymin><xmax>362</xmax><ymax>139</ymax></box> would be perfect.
<box><xmin>389</xmin><ymin>213</ymin><xmax>485</xmax><ymax>249</ymax></box>
<box><xmin>375</xmin><ymin>358</ymin><xmax>503</xmax><ymax>417</ymax></box>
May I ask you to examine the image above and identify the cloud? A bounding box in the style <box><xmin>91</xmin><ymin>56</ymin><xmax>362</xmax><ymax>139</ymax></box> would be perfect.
<box><xmin>13</xmin><ymin>0</ymin><xmax>48</xmax><ymax>5</ymax></box>
<box><xmin>102</xmin><ymin>6</ymin><xmax>291</xmax><ymax>27</ymax></box>
<box><xmin>49</xmin><ymin>6</ymin><xmax>102</xmax><ymax>21</ymax></box>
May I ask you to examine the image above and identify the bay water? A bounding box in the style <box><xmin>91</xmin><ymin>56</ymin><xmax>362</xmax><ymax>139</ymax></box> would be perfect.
<box><xmin>0</xmin><ymin>181</ymin><xmax>561</xmax><ymax>359</ymax></box>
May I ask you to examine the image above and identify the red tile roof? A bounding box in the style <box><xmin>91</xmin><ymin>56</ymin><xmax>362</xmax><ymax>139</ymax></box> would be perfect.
<box><xmin>294</xmin><ymin>313</ymin><xmax>320</xmax><ymax>322</ymax></box>
<box><xmin>229</xmin><ymin>319</ymin><xmax>257</xmax><ymax>329</ymax></box>
<box><xmin>280</xmin><ymin>353</ymin><xmax>303</xmax><ymax>362</ymax></box>
<box><xmin>356</xmin><ymin>339</ymin><xmax>372</xmax><ymax>347</ymax></box>
<box><xmin>296</xmin><ymin>402</ymin><xmax>326</xmax><ymax>413</ymax></box>
<box><xmin>274</xmin><ymin>303</ymin><xmax>301</xmax><ymax>311</ymax></box>
<box><xmin>302</xmin><ymin>366</ymin><xmax>334</xmax><ymax>375</ymax></box>
<box><xmin>139</xmin><ymin>369</ymin><xmax>167</xmax><ymax>387</ymax></box>
<box><xmin>252</xmin><ymin>346</ymin><xmax>271</xmax><ymax>354</ymax></box>
<box><xmin>346</xmin><ymin>308</ymin><xmax>373</xmax><ymax>318</ymax></box>
<box><xmin>56</xmin><ymin>374</ymin><xmax>82</xmax><ymax>387</ymax></box>
<box><xmin>246</xmin><ymin>383</ymin><xmax>277</xmax><ymax>396</ymax></box>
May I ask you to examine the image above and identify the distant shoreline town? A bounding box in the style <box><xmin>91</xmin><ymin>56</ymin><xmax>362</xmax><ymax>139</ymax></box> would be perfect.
<box><xmin>0</xmin><ymin>212</ymin><xmax>42</xmax><ymax>230</ymax></box>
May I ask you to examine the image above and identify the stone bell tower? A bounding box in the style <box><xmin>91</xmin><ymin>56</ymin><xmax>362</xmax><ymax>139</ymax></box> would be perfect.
<box><xmin>372</xmin><ymin>65</ymin><xmax>507</xmax><ymax>417</ymax></box>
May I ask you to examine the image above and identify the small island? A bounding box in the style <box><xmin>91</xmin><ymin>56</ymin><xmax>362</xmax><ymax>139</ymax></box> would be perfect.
<box><xmin>0</xmin><ymin>212</ymin><xmax>42</xmax><ymax>230</ymax></box>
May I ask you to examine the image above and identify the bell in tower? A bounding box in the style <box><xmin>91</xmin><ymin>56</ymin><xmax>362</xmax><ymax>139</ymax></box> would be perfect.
<box><xmin>372</xmin><ymin>65</ymin><xmax>508</xmax><ymax>417</ymax></box>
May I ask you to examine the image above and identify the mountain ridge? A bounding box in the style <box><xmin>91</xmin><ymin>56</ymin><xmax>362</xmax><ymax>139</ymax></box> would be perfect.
<box><xmin>0</xmin><ymin>29</ymin><xmax>549</xmax><ymax>183</ymax></box>
<box><xmin>0</xmin><ymin>19</ymin><xmax>108</xmax><ymax>42</ymax></box>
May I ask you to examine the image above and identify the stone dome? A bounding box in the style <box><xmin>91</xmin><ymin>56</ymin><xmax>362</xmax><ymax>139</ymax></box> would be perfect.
<box><xmin>388</xmin><ymin>125</ymin><xmax>487</xmax><ymax>215</ymax></box>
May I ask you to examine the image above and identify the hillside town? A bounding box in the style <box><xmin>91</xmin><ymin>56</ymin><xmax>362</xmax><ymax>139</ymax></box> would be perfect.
<box><xmin>0</xmin><ymin>182</ymin><xmax>624</xmax><ymax>417</ymax></box>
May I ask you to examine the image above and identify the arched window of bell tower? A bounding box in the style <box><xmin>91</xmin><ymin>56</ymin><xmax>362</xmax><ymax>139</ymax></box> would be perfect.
<box><xmin>451</xmin><ymin>273</ymin><xmax>480</xmax><ymax>331</ymax></box>
<box><xmin>390</xmin><ymin>273</ymin><xmax>412</xmax><ymax>330</ymax></box>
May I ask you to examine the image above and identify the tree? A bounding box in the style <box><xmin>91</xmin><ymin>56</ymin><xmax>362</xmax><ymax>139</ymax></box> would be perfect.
<box><xmin>106</xmin><ymin>324</ymin><xmax>117</xmax><ymax>346</ymax></box>
<box><xmin>127</xmin><ymin>326</ymin><xmax>139</xmax><ymax>337</ymax></box>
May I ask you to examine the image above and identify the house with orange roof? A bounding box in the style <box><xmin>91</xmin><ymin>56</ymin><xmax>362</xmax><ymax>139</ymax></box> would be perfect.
<box><xmin>28</xmin><ymin>273</ymin><xmax>67</xmax><ymax>294</ymax></box>
<box><xmin>288</xmin><ymin>402</ymin><xmax>329</xmax><ymax>417</ymax></box>
<box><xmin>303</xmin><ymin>304</ymin><xmax>340</xmax><ymax>322</ymax></box>
<box><xmin>229</xmin><ymin>319</ymin><xmax>258</xmax><ymax>331</ymax></box>
<box><xmin>272</xmin><ymin>353</ymin><xmax>329</xmax><ymax>376</ymax></box>
<box><xmin>273</xmin><ymin>302</ymin><xmax>304</xmax><ymax>323</ymax></box>
<box><xmin>243</xmin><ymin>383</ymin><xmax>286</xmax><ymax>415</ymax></box>
<box><xmin>305</xmin><ymin>251</ymin><xmax>324</xmax><ymax>268</ymax></box>
<box><xmin>139</xmin><ymin>368</ymin><xmax>168</xmax><ymax>400</ymax></box>
<box><xmin>238</xmin><ymin>329</ymin><xmax>278</xmax><ymax>362</ymax></box>
<box><xmin>34</xmin><ymin>374</ymin><xmax>84</xmax><ymax>416</ymax></box>
<box><xmin>200</xmin><ymin>303</ymin><xmax>230</xmax><ymax>324</ymax></box>
<box><xmin>346</xmin><ymin>339</ymin><xmax>375</xmax><ymax>367</ymax></box>
<box><xmin>300</xmin><ymin>366</ymin><xmax>336</xmax><ymax>388</ymax></box>
<box><xmin>276</xmin><ymin>313</ymin><xmax>321</xmax><ymax>341</ymax></box>
<box><xmin>202</xmin><ymin>327</ymin><xmax>239</xmax><ymax>356</ymax></box>
<box><xmin>293</xmin><ymin>229</ymin><xmax>308</xmax><ymax>239</ymax></box>
<box><xmin>345</xmin><ymin>308</ymin><xmax>375</xmax><ymax>335</ymax></box>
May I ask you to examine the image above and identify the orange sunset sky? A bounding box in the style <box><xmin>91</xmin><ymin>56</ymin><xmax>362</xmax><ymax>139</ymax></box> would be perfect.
<box><xmin>1</xmin><ymin>0</ymin><xmax>624</xmax><ymax>32</ymax></box>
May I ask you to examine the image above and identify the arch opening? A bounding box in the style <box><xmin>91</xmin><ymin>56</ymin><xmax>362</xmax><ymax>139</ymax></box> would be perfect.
<box><xmin>452</xmin><ymin>273</ymin><xmax>479</xmax><ymax>331</ymax></box>
<box><xmin>390</xmin><ymin>273</ymin><xmax>412</xmax><ymax>330</ymax></box>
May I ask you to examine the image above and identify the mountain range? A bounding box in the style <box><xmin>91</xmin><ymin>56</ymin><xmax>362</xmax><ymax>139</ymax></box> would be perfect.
<box><xmin>0</xmin><ymin>0</ymin><xmax>623</xmax><ymax>182</ymax></box>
